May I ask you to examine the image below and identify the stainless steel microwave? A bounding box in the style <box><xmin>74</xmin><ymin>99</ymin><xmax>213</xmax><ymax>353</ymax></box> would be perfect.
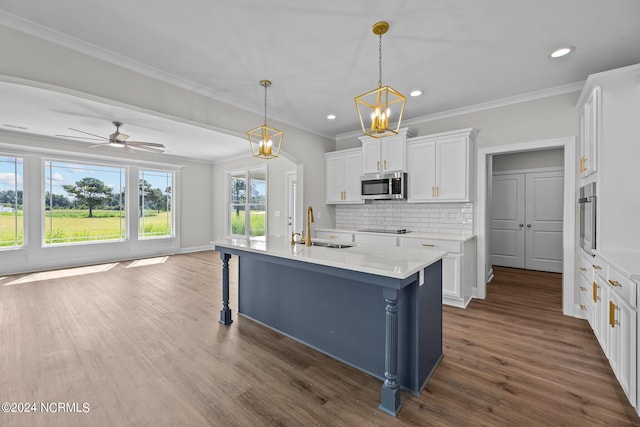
<box><xmin>361</xmin><ymin>172</ymin><xmax>407</xmax><ymax>200</ymax></box>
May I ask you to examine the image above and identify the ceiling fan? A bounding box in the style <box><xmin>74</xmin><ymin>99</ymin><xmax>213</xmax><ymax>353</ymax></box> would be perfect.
<box><xmin>56</xmin><ymin>121</ymin><xmax>165</xmax><ymax>153</ymax></box>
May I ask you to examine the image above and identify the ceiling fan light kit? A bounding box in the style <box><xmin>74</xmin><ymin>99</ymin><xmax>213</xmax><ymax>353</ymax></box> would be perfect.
<box><xmin>354</xmin><ymin>21</ymin><xmax>406</xmax><ymax>138</ymax></box>
<box><xmin>57</xmin><ymin>121</ymin><xmax>165</xmax><ymax>153</ymax></box>
<box><xmin>247</xmin><ymin>79</ymin><xmax>283</xmax><ymax>159</ymax></box>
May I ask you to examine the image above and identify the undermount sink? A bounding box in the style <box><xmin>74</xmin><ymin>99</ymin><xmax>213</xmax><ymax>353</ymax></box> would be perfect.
<box><xmin>296</xmin><ymin>241</ymin><xmax>354</xmax><ymax>249</ymax></box>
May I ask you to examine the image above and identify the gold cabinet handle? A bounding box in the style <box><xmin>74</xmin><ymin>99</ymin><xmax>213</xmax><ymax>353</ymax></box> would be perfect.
<box><xmin>592</xmin><ymin>281</ymin><xmax>599</xmax><ymax>302</ymax></box>
<box><xmin>377</xmin><ymin>160</ymin><xmax>380</xmax><ymax>171</ymax></box>
<box><xmin>609</xmin><ymin>301</ymin><xmax>619</xmax><ymax>327</ymax></box>
<box><xmin>608</xmin><ymin>279</ymin><xmax>621</xmax><ymax>287</ymax></box>
<box><xmin>432</xmin><ymin>186</ymin><xmax>435</xmax><ymax>198</ymax></box>
<box><xmin>592</xmin><ymin>264</ymin><xmax>602</xmax><ymax>270</ymax></box>
<box><xmin>328</xmin><ymin>235</ymin><xmax>337</xmax><ymax>239</ymax></box>
<box><xmin>436</xmin><ymin>186</ymin><xmax>439</xmax><ymax>198</ymax></box>
<box><xmin>580</xmin><ymin>286</ymin><xmax>587</xmax><ymax>291</ymax></box>
<box><xmin>579</xmin><ymin>267</ymin><xmax>587</xmax><ymax>272</ymax></box>
<box><xmin>384</xmin><ymin>160</ymin><xmax>387</xmax><ymax>170</ymax></box>
<box><xmin>579</xmin><ymin>304</ymin><xmax>587</xmax><ymax>310</ymax></box>
<box><xmin>421</xmin><ymin>243</ymin><xmax>435</xmax><ymax>247</ymax></box>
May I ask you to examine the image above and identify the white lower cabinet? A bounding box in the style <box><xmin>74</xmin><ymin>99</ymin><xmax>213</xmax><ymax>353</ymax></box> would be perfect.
<box><xmin>577</xmin><ymin>252</ymin><xmax>638</xmax><ymax>410</ymax></box>
<box><xmin>608</xmin><ymin>290</ymin><xmax>637</xmax><ymax>404</ymax></box>
<box><xmin>399</xmin><ymin>236</ymin><xmax>475</xmax><ymax>308</ymax></box>
<box><xmin>314</xmin><ymin>229</ymin><xmax>476</xmax><ymax>308</ymax></box>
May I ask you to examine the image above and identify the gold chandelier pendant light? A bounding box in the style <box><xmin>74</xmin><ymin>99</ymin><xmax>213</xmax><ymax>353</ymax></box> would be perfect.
<box><xmin>355</xmin><ymin>21</ymin><xmax>406</xmax><ymax>138</ymax></box>
<box><xmin>248</xmin><ymin>80</ymin><xmax>283</xmax><ymax>159</ymax></box>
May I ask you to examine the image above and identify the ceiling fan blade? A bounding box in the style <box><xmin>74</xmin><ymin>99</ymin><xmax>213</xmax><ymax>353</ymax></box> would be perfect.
<box><xmin>127</xmin><ymin>141</ymin><xmax>165</xmax><ymax>148</ymax></box>
<box><xmin>56</xmin><ymin>134</ymin><xmax>106</xmax><ymax>141</ymax></box>
<box><xmin>68</xmin><ymin>128</ymin><xmax>109</xmax><ymax>139</ymax></box>
<box><xmin>123</xmin><ymin>145</ymin><xmax>135</xmax><ymax>153</ymax></box>
<box><xmin>88</xmin><ymin>143</ymin><xmax>109</xmax><ymax>148</ymax></box>
<box><xmin>127</xmin><ymin>144</ymin><xmax>165</xmax><ymax>153</ymax></box>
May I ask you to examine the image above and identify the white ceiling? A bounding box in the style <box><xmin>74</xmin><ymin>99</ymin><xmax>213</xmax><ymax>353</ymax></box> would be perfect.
<box><xmin>1</xmin><ymin>1</ymin><xmax>640</xmax><ymax>161</ymax></box>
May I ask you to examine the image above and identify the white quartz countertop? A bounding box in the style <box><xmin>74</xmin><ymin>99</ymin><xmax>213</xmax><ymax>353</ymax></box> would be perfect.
<box><xmin>596</xmin><ymin>249</ymin><xmax>640</xmax><ymax>281</ymax></box>
<box><xmin>315</xmin><ymin>228</ymin><xmax>476</xmax><ymax>242</ymax></box>
<box><xmin>213</xmin><ymin>235</ymin><xmax>446</xmax><ymax>280</ymax></box>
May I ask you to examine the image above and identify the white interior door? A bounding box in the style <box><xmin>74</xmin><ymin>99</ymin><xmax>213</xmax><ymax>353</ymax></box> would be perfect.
<box><xmin>490</xmin><ymin>174</ymin><xmax>525</xmax><ymax>268</ymax></box>
<box><xmin>524</xmin><ymin>171</ymin><xmax>564</xmax><ymax>273</ymax></box>
<box><xmin>491</xmin><ymin>170</ymin><xmax>564</xmax><ymax>273</ymax></box>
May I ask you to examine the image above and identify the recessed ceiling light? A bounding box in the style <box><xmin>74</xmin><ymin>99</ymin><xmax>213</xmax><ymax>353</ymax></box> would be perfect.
<box><xmin>410</xmin><ymin>90</ymin><xmax>423</xmax><ymax>97</ymax></box>
<box><xmin>327</xmin><ymin>114</ymin><xmax>337</xmax><ymax>120</ymax></box>
<box><xmin>550</xmin><ymin>46</ymin><xmax>574</xmax><ymax>58</ymax></box>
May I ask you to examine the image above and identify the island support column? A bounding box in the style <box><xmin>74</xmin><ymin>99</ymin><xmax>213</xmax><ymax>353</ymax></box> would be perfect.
<box><xmin>219</xmin><ymin>252</ymin><xmax>233</xmax><ymax>325</ymax></box>
<box><xmin>379</xmin><ymin>287</ymin><xmax>402</xmax><ymax>416</ymax></box>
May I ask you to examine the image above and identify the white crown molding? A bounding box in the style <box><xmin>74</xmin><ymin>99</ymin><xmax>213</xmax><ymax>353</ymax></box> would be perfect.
<box><xmin>336</xmin><ymin>82</ymin><xmax>584</xmax><ymax>141</ymax></box>
<box><xmin>0</xmin><ymin>12</ymin><xmax>335</xmax><ymax>141</ymax></box>
<box><xmin>0</xmin><ymin>11</ymin><xmax>217</xmax><ymax>97</ymax></box>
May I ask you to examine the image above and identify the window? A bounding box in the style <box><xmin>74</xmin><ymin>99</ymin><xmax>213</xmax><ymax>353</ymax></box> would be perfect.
<box><xmin>0</xmin><ymin>156</ymin><xmax>23</xmax><ymax>248</ymax></box>
<box><xmin>229</xmin><ymin>168</ymin><xmax>266</xmax><ymax>237</ymax></box>
<box><xmin>139</xmin><ymin>169</ymin><xmax>174</xmax><ymax>239</ymax></box>
<box><xmin>44</xmin><ymin>161</ymin><xmax>126</xmax><ymax>245</ymax></box>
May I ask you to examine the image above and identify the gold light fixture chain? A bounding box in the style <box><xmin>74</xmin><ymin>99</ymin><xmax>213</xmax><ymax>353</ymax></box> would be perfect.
<box><xmin>378</xmin><ymin>31</ymin><xmax>383</xmax><ymax>88</ymax></box>
<box><xmin>264</xmin><ymin>81</ymin><xmax>268</xmax><ymax>125</ymax></box>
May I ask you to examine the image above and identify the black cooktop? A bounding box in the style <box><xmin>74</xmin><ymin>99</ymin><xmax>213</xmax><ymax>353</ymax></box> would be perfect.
<box><xmin>356</xmin><ymin>229</ymin><xmax>411</xmax><ymax>234</ymax></box>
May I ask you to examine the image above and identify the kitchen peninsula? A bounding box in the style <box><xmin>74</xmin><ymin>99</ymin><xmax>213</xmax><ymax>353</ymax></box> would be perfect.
<box><xmin>213</xmin><ymin>236</ymin><xmax>445</xmax><ymax>416</ymax></box>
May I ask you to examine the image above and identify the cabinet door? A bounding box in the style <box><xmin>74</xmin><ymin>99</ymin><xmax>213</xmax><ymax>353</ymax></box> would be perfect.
<box><xmin>442</xmin><ymin>254</ymin><xmax>461</xmax><ymax>298</ymax></box>
<box><xmin>406</xmin><ymin>139</ymin><xmax>436</xmax><ymax>202</ymax></box>
<box><xmin>325</xmin><ymin>155</ymin><xmax>346</xmax><ymax>204</ymax></box>
<box><xmin>437</xmin><ymin>136</ymin><xmax>469</xmax><ymax>201</ymax></box>
<box><xmin>582</xmin><ymin>86</ymin><xmax>600</xmax><ymax>177</ymax></box>
<box><xmin>593</xmin><ymin>275</ymin><xmax>609</xmax><ymax>357</ymax></box>
<box><xmin>608</xmin><ymin>291</ymin><xmax>637</xmax><ymax>404</ymax></box>
<box><xmin>343</xmin><ymin>152</ymin><xmax>363</xmax><ymax>203</ymax></box>
<box><xmin>362</xmin><ymin>139</ymin><xmax>381</xmax><ymax>174</ymax></box>
<box><xmin>381</xmin><ymin>134</ymin><xmax>405</xmax><ymax>172</ymax></box>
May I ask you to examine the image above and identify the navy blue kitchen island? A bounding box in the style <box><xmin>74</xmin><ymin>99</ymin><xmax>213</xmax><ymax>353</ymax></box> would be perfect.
<box><xmin>213</xmin><ymin>236</ymin><xmax>445</xmax><ymax>416</ymax></box>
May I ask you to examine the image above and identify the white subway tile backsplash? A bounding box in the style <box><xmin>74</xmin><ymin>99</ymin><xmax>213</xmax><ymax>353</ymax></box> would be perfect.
<box><xmin>335</xmin><ymin>202</ymin><xmax>473</xmax><ymax>235</ymax></box>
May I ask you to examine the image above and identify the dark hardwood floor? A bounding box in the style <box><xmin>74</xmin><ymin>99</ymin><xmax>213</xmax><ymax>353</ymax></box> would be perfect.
<box><xmin>0</xmin><ymin>254</ymin><xmax>638</xmax><ymax>426</ymax></box>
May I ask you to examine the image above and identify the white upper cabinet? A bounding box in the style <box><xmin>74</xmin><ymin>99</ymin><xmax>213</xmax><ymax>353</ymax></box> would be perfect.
<box><xmin>406</xmin><ymin>128</ymin><xmax>476</xmax><ymax>203</ymax></box>
<box><xmin>579</xmin><ymin>85</ymin><xmax>600</xmax><ymax>178</ymax></box>
<box><xmin>325</xmin><ymin>148</ymin><xmax>364</xmax><ymax>204</ymax></box>
<box><xmin>359</xmin><ymin>128</ymin><xmax>412</xmax><ymax>174</ymax></box>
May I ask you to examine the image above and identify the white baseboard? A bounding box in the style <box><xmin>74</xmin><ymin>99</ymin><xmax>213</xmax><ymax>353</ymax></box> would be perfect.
<box><xmin>179</xmin><ymin>245</ymin><xmax>213</xmax><ymax>254</ymax></box>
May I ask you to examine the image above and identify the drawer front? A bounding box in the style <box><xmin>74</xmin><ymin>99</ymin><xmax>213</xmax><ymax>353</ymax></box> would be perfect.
<box><xmin>578</xmin><ymin>285</ymin><xmax>593</xmax><ymax>322</ymax></box>
<box><xmin>579</xmin><ymin>254</ymin><xmax>594</xmax><ymax>280</ymax></box>
<box><xmin>353</xmin><ymin>233</ymin><xmax>398</xmax><ymax>246</ymax></box>
<box><xmin>399</xmin><ymin>237</ymin><xmax>462</xmax><ymax>254</ymax></box>
<box><xmin>591</xmin><ymin>257</ymin><xmax>608</xmax><ymax>281</ymax></box>
<box><xmin>315</xmin><ymin>231</ymin><xmax>353</xmax><ymax>242</ymax></box>
<box><xmin>608</xmin><ymin>266</ymin><xmax>637</xmax><ymax>308</ymax></box>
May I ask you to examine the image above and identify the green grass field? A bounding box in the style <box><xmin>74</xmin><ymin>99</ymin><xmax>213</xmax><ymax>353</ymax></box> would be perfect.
<box><xmin>0</xmin><ymin>210</ymin><xmax>172</xmax><ymax>246</ymax></box>
<box><xmin>231</xmin><ymin>210</ymin><xmax>265</xmax><ymax>236</ymax></box>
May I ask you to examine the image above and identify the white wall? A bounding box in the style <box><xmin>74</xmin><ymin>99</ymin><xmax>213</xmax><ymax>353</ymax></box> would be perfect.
<box><xmin>493</xmin><ymin>148</ymin><xmax>564</xmax><ymax>172</ymax></box>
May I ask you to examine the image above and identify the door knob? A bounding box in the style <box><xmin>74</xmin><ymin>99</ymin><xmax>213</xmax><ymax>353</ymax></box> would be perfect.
<box><xmin>518</xmin><ymin>223</ymin><xmax>524</xmax><ymax>228</ymax></box>
<box><xmin>527</xmin><ymin>224</ymin><xmax>532</xmax><ymax>228</ymax></box>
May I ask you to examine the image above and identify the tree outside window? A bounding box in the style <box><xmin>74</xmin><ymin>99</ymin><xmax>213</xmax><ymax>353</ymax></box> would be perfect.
<box><xmin>139</xmin><ymin>170</ymin><xmax>173</xmax><ymax>239</ymax></box>
<box><xmin>229</xmin><ymin>168</ymin><xmax>266</xmax><ymax>237</ymax></box>
<box><xmin>44</xmin><ymin>161</ymin><xmax>126</xmax><ymax>245</ymax></box>
<box><xmin>0</xmin><ymin>156</ymin><xmax>23</xmax><ymax>248</ymax></box>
